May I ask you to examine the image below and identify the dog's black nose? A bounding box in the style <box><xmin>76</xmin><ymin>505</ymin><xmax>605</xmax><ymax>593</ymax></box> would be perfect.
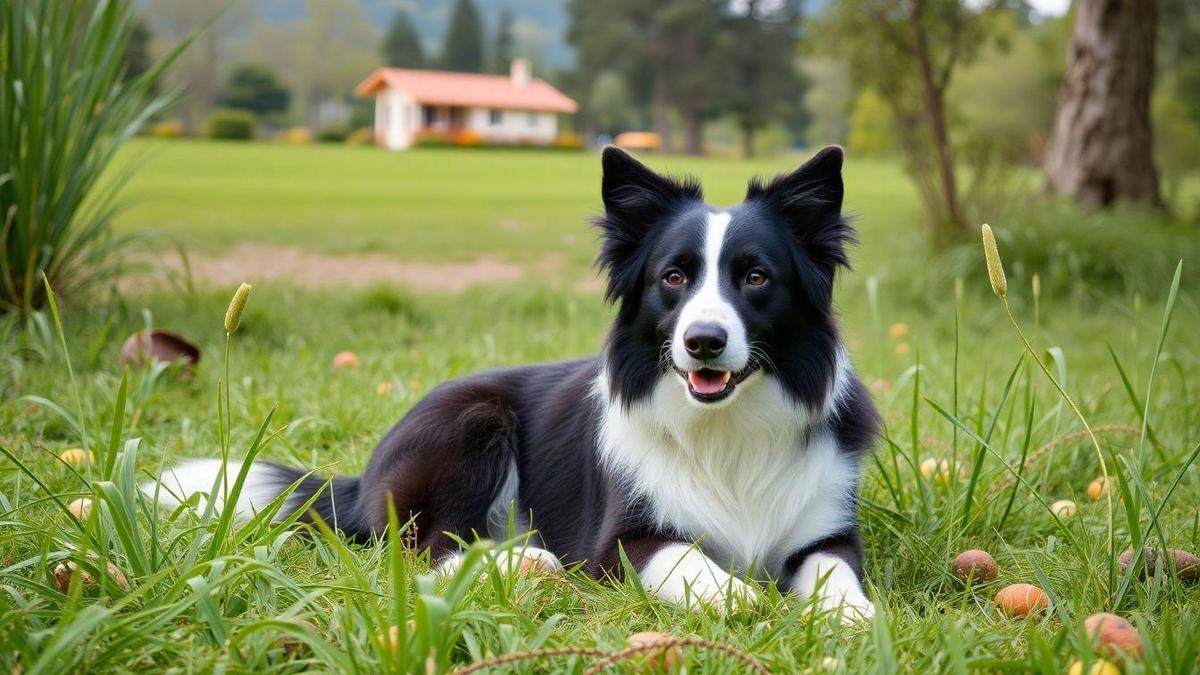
<box><xmin>683</xmin><ymin>323</ymin><xmax>727</xmax><ymax>360</ymax></box>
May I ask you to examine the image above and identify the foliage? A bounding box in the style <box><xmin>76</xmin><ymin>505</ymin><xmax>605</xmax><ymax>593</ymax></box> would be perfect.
<box><xmin>817</xmin><ymin>0</ymin><xmax>1001</xmax><ymax>245</ymax></box>
<box><xmin>847</xmin><ymin>89</ymin><xmax>898</xmax><ymax>158</ymax></box>
<box><xmin>440</xmin><ymin>0</ymin><xmax>485</xmax><ymax>73</ymax></box>
<box><xmin>204</xmin><ymin>109</ymin><xmax>256</xmax><ymax>141</ymax></box>
<box><xmin>710</xmin><ymin>0</ymin><xmax>808</xmax><ymax>157</ymax></box>
<box><xmin>801</xmin><ymin>59</ymin><xmax>854</xmax><ymax>146</ymax></box>
<box><xmin>0</xmin><ymin>0</ymin><xmax>182</xmax><ymax>314</ymax></box>
<box><xmin>586</xmin><ymin>71</ymin><xmax>634</xmax><ymax>135</ymax></box>
<box><xmin>346</xmin><ymin>127</ymin><xmax>376</xmax><ymax>145</ymax></box>
<box><xmin>316</xmin><ymin>128</ymin><xmax>349</xmax><ymax>143</ymax></box>
<box><xmin>145</xmin><ymin>122</ymin><xmax>185</xmax><ymax>139</ymax></box>
<box><xmin>278</xmin><ymin>126</ymin><xmax>313</xmax><ymax>144</ymax></box>
<box><xmin>218</xmin><ymin>64</ymin><xmax>292</xmax><ymax>118</ymax></box>
<box><xmin>491</xmin><ymin>7</ymin><xmax>516</xmax><ymax>73</ymax></box>
<box><xmin>382</xmin><ymin>9</ymin><xmax>425</xmax><ymax>69</ymax></box>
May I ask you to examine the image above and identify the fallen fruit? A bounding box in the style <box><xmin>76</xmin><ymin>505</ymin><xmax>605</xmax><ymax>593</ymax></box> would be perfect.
<box><xmin>1087</xmin><ymin>477</ymin><xmax>1111</xmax><ymax>500</ymax></box>
<box><xmin>1118</xmin><ymin>547</ymin><xmax>1200</xmax><ymax>581</ymax></box>
<box><xmin>894</xmin><ymin>342</ymin><xmax>911</xmax><ymax>356</ymax></box>
<box><xmin>952</xmin><ymin>549</ymin><xmax>998</xmax><ymax>582</ymax></box>
<box><xmin>626</xmin><ymin>631</ymin><xmax>681</xmax><ymax>672</ymax></box>
<box><xmin>888</xmin><ymin>323</ymin><xmax>910</xmax><ymax>338</ymax></box>
<box><xmin>58</xmin><ymin>448</ymin><xmax>92</xmax><ymax>465</ymax></box>
<box><xmin>1051</xmin><ymin>499</ymin><xmax>1077</xmax><ymax>519</ymax></box>
<box><xmin>333</xmin><ymin>351</ymin><xmax>360</xmax><ymax>369</ymax></box>
<box><xmin>994</xmin><ymin>583</ymin><xmax>1048</xmax><ymax>616</ymax></box>
<box><xmin>375</xmin><ymin>381</ymin><xmax>392</xmax><ymax>396</ymax></box>
<box><xmin>1067</xmin><ymin>658</ymin><xmax>1121</xmax><ymax>675</ymax></box>
<box><xmin>275</xmin><ymin>619</ymin><xmax>319</xmax><ymax>657</ymax></box>
<box><xmin>52</xmin><ymin>561</ymin><xmax>128</xmax><ymax>591</ymax></box>
<box><xmin>67</xmin><ymin>498</ymin><xmax>92</xmax><ymax>519</ymax></box>
<box><xmin>119</xmin><ymin>329</ymin><xmax>201</xmax><ymax>369</ymax></box>
<box><xmin>1083</xmin><ymin>612</ymin><xmax>1143</xmax><ymax>659</ymax></box>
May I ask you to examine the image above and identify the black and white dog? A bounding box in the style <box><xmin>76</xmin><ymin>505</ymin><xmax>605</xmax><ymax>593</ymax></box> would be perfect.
<box><xmin>148</xmin><ymin>146</ymin><xmax>881</xmax><ymax>620</ymax></box>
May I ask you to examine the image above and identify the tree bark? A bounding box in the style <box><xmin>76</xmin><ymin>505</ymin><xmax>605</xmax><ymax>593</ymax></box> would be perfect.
<box><xmin>741</xmin><ymin>124</ymin><xmax>755</xmax><ymax>158</ymax></box>
<box><xmin>651</xmin><ymin>60</ymin><xmax>674</xmax><ymax>153</ymax></box>
<box><xmin>683</xmin><ymin>97</ymin><xmax>705</xmax><ymax>155</ymax></box>
<box><xmin>1044</xmin><ymin>0</ymin><xmax>1162</xmax><ymax>208</ymax></box>
<box><xmin>910</xmin><ymin>0</ymin><xmax>967</xmax><ymax>239</ymax></box>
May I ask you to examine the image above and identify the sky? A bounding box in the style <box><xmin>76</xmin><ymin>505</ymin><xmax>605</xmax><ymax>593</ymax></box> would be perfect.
<box><xmin>1027</xmin><ymin>0</ymin><xmax>1071</xmax><ymax>16</ymax></box>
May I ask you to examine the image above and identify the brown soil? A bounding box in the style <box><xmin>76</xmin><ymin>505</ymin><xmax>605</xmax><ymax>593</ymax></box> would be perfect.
<box><xmin>160</xmin><ymin>244</ymin><xmax>527</xmax><ymax>292</ymax></box>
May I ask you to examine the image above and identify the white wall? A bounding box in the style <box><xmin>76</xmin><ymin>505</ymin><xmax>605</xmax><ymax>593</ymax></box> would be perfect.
<box><xmin>466</xmin><ymin>108</ymin><xmax>557</xmax><ymax>144</ymax></box>
<box><xmin>376</xmin><ymin>89</ymin><xmax>419</xmax><ymax>150</ymax></box>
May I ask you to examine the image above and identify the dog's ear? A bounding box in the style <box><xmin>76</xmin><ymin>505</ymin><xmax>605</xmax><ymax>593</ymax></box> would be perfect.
<box><xmin>596</xmin><ymin>146</ymin><xmax>702</xmax><ymax>303</ymax></box>
<box><xmin>746</xmin><ymin>145</ymin><xmax>853</xmax><ymax>272</ymax></box>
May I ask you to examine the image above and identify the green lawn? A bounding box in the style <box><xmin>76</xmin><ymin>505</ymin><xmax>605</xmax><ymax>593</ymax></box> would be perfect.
<box><xmin>2</xmin><ymin>141</ymin><xmax>1198</xmax><ymax>673</ymax></box>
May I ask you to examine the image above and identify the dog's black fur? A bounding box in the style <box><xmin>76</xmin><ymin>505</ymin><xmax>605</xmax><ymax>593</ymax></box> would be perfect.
<box><xmin>187</xmin><ymin>146</ymin><xmax>880</xmax><ymax>589</ymax></box>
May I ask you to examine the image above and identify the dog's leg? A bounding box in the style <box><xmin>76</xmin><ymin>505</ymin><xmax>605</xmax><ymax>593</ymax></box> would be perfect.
<box><xmin>597</xmin><ymin>537</ymin><xmax>757</xmax><ymax>613</ymax></box>
<box><xmin>785</xmin><ymin>532</ymin><xmax>873</xmax><ymax>624</ymax></box>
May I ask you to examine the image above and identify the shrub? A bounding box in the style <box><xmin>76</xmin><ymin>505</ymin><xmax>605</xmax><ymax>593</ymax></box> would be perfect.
<box><xmin>346</xmin><ymin>127</ymin><xmax>375</xmax><ymax>145</ymax></box>
<box><xmin>146</xmin><ymin>121</ymin><xmax>185</xmax><ymax>138</ymax></box>
<box><xmin>316</xmin><ymin>127</ymin><xmax>348</xmax><ymax>143</ymax></box>
<box><xmin>278</xmin><ymin>126</ymin><xmax>312</xmax><ymax>144</ymax></box>
<box><xmin>453</xmin><ymin>129</ymin><xmax>485</xmax><ymax>146</ymax></box>
<box><xmin>413</xmin><ymin>131</ymin><xmax>456</xmax><ymax>148</ymax></box>
<box><xmin>0</xmin><ymin>0</ymin><xmax>183</xmax><ymax>314</ymax></box>
<box><xmin>204</xmin><ymin>108</ymin><xmax>256</xmax><ymax>140</ymax></box>
<box><xmin>553</xmin><ymin>131</ymin><xmax>585</xmax><ymax>150</ymax></box>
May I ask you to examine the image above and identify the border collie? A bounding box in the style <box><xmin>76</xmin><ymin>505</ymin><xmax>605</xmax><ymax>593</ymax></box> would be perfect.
<box><xmin>147</xmin><ymin>145</ymin><xmax>881</xmax><ymax>620</ymax></box>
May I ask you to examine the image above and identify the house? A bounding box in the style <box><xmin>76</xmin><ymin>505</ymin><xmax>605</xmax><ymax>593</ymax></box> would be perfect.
<box><xmin>355</xmin><ymin>59</ymin><xmax>577</xmax><ymax>150</ymax></box>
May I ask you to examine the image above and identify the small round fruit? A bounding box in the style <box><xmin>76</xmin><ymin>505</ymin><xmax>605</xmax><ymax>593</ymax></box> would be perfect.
<box><xmin>332</xmin><ymin>351</ymin><xmax>360</xmax><ymax>369</ymax></box>
<box><xmin>920</xmin><ymin>458</ymin><xmax>948</xmax><ymax>480</ymax></box>
<box><xmin>375</xmin><ymin>381</ymin><xmax>392</xmax><ymax>396</ymax></box>
<box><xmin>994</xmin><ymin>583</ymin><xmax>1049</xmax><ymax>616</ymax></box>
<box><xmin>894</xmin><ymin>342</ymin><xmax>911</xmax><ymax>356</ymax></box>
<box><xmin>1083</xmin><ymin>612</ymin><xmax>1142</xmax><ymax>659</ymax></box>
<box><xmin>627</xmin><ymin>631</ymin><xmax>681</xmax><ymax>672</ymax></box>
<box><xmin>51</xmin><ymin>561</ymin><xmax>127</xmax><ymax>591</ymax></box>
<box><xmin>889</xmin><ymin>323</ymin><xmax>910</xmax><ymax>338</ymax></box>
<box><xmin>1067</xmin><ymin>658</ymin><xmax>1121</xmax><ymax>675</ymax></box>
<box><xmin>1118</xmin><ymin>547</ymin><xmax>1200</xmax><ymax>581</ymax></box>
<box><xmin>1087</xmin><ymin>477</ymin><xmax>1111</xmax><ymax>500</ymax></box>
<box><xmin>1051</xmin><ymin>499</ymin><xmax>1077</xmax><ymax>519</ymax></box>
<box><xmin>59</xmin><ymin>448</ymin><xmax>92</xmax><ymax>465</ymax></box>
<box><xmin>952</xmin><ymin>549</ymin><xmax>998</xmax><ymax>582</ymax></box>
<box><xmin>67</xmin><ymin>498</ymin><xmax>92</xmax><ymax>519</ymax></box>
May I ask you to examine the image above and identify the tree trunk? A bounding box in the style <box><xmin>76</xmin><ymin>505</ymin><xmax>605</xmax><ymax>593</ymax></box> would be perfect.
<box><xmin>683</xmin><ymin>97</ymin><xmax>705</xmax><ymax>155</ymax></box>
<box><xmin>651</xmin><ymin>60</ymin><xmax>673</xmax><ymax>153</ymax></box>
<box><xmin>1044</xmin><ymin>0</ymin><xmax>1162</xmax><ymax>208</ymax></box>
<box><xmin>910</xmin><ymin>2</ymin><xmax>967</xmax><ymax>239</ymax></box>
<box><xmin>741</xmin><ymin>124</ymin><xmax>755</xmax><ymax>159</ymax></box>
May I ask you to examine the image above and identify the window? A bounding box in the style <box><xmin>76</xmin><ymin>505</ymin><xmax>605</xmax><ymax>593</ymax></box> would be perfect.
<box><xmin>528</xmin><ymin>112</ymin><xmax>537</xmax><ymax>127</ymax></box>
<box><xmin>422</xmin><ymin>105</ymin><xmax>436</xmax><ymax>127</ymax></box>
<box><xmin>489</xmin><ymin>109</ymin><xmax>503</xmax><ymax>126</ymax></box>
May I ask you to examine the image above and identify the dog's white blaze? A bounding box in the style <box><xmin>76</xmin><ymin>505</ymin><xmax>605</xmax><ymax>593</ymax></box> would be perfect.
<box><xmin>639</xmin><ymin>543</ymin><xmax>756</xmax><ymax>610</ymax></box>
<box><xmin>791</xmin><ymin>552</ymin><xmax>874</xmax><ymax>622</ymax></box>
<box><xmin>596</xmin><ymin>361</ymin><xmax>859</xmax><ymax>579</ymax></box>
<box><xmin>140</xmin><ymin>459</ymin><xmax>285</xmax><ymax>521</ymax></box>
<box><xmin>671</xmin><ymin>211</ymin><xmax>750</xmax><ymax>377</ymax></box>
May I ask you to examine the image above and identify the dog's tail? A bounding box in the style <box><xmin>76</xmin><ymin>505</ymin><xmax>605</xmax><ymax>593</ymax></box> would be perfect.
<box><xmin>140</xmin><ymin>459</ymin><xmax>372</xmax><ymax>539</ymax></box>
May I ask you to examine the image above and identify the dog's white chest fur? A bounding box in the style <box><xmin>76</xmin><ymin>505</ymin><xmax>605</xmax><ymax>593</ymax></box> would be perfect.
<box><xmin>597</xmin><ymin>371</ymin><xmax>858</xmax><ymax>579</ymax></box>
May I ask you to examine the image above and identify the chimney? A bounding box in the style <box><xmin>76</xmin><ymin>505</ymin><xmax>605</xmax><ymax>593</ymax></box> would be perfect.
<box><xmin>510</xmin><ymin>58</ymin><xmax>531</xmax><ymax>87</ymax></box>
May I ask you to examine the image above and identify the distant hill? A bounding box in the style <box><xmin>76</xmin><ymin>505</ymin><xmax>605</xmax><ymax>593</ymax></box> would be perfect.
<box><xmin>256</xmin><ymin>0</ymin><xmax>575</xmax><ymax>71</ymax></box>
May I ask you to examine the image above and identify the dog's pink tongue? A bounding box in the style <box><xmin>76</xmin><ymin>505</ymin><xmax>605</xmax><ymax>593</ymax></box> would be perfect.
<box><xmin>688</xmin><ymin>369</ymin><xmax>731</xmax><ymax>395</ymax></box>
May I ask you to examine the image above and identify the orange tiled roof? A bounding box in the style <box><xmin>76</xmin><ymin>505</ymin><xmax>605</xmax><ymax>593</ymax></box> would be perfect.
<box><xmin>355</xmin><ymin>67</ymin><xmax>577</xmax><ymax>114</ymax></box>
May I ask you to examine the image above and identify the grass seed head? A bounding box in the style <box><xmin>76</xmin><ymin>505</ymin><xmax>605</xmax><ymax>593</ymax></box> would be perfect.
<box><xmin>224</xmin><ymin>282</ymin><xmax>253</xmax><ymax>334</ymax></box>
<box><xmin>980</xmin><ymin>224</ymin><xmax>1007</xmax><ymax>298</ymax></box>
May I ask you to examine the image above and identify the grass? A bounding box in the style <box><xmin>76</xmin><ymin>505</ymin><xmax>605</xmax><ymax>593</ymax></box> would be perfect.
<box><xmin>2</xmin><ymin>141</ymin><xmax>1199</xmax><ymax>673</ymax></box>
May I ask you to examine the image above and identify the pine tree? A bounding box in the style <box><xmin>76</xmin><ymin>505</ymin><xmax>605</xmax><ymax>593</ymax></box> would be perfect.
<box><xmin>440</xmin><ymin>0</ymin><xmax>485</xmax><ymax>73</ymax></box>
<box><xmin>492</xmin><ymin>7</ymin><xmax>514</xmax><ymax>73</ymax></box>
<box><xmin>382</xmin><ymin>10</ymin><xmax>424</xmax><ymax>68</ymax></box>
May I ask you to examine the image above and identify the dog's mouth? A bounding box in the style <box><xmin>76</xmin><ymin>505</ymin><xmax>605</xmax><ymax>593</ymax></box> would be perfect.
<box><xmin>675</xmin><ymin>366</ymin><xmax>755</xmax><ymax>402</ymax></box>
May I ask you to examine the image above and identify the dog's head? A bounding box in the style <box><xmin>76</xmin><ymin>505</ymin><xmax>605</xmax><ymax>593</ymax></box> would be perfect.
<box><xmin>597</xmin><ymin>146</ymin><xmax>854</xmax><ymax>411</ymax></box>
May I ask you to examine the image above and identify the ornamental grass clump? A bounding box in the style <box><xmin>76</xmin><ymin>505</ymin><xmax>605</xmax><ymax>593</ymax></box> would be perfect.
<box><xmin>0</xmin><ymin>0</ymin><xmax>188</xmax><ymax>314</ymax></box>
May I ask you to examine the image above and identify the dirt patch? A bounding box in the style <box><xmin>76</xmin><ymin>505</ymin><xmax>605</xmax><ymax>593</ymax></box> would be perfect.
<box><xmin>161</xmin><ymin>244</ymin><xmax>527</xmax><ymax>292</ymax></box>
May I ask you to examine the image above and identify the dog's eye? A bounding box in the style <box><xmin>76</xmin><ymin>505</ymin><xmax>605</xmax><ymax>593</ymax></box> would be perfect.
<box><xmin>745</xmin><ymin>270</ymin><xmax>768</xmax><ymax>286</ymax></box>
<box><xmin>662</xmin><ymin>269</ymin><xmax>687</xmax><ymax>287</ymax></box>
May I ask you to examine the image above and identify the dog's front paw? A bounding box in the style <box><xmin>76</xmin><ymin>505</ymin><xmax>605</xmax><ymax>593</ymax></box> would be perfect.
<box><xmin>792</xmin><ymin>552</ymin><xmax>874</xmax><ymax>625</ymax></box>
<box><xmin>818</xmin><ymin>588</ymin><xmax>874</xmax><ymax>625</ymax></box>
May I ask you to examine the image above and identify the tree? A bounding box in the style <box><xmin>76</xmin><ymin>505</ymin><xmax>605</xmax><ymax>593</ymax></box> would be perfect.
<box><xmin>219</xmin><ymin>64</ymin><xmax>291</xmax><ymax>117</ymax></box>
<box><xmin>491</xmin><ymin>7</ymin><xmax>515</xmax><ymax>73</ymax></box>
<box><xmin>569</xmin><ymin>0</ymin><xmax>716</xmax><ymax>154</ymax></box>
<box><xmin>382</xmin><ymin>10</ymin><xmax>424</xmax><ymax>68</ymax></box>
<box><xmin>1045</xmin><ymin>0</ymin><xmax>1162</xmax><ymax>208</ymax></box>
<box><xmin>588</xmin><ymin>70</ymin><xmax>633</xmax><ymax>134</ymax></box>
<box><xmin>124</xmin><ymin>20</ymin><xmax>153</xmax><ymax>82</ymax></box>
<box><xmin>821</xmin><ymin>0</ymin><xmax>995</xmax><ymax>244</ymax></box>
<box><xmin>712</xmin><ymin>0</ymin><xmax>806</xmax><ymax>157</ymax></box>
<box><xmin>441</xmin><ymin>0</ymin><xmax>485</xmax><ymax>73</ymax></box>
